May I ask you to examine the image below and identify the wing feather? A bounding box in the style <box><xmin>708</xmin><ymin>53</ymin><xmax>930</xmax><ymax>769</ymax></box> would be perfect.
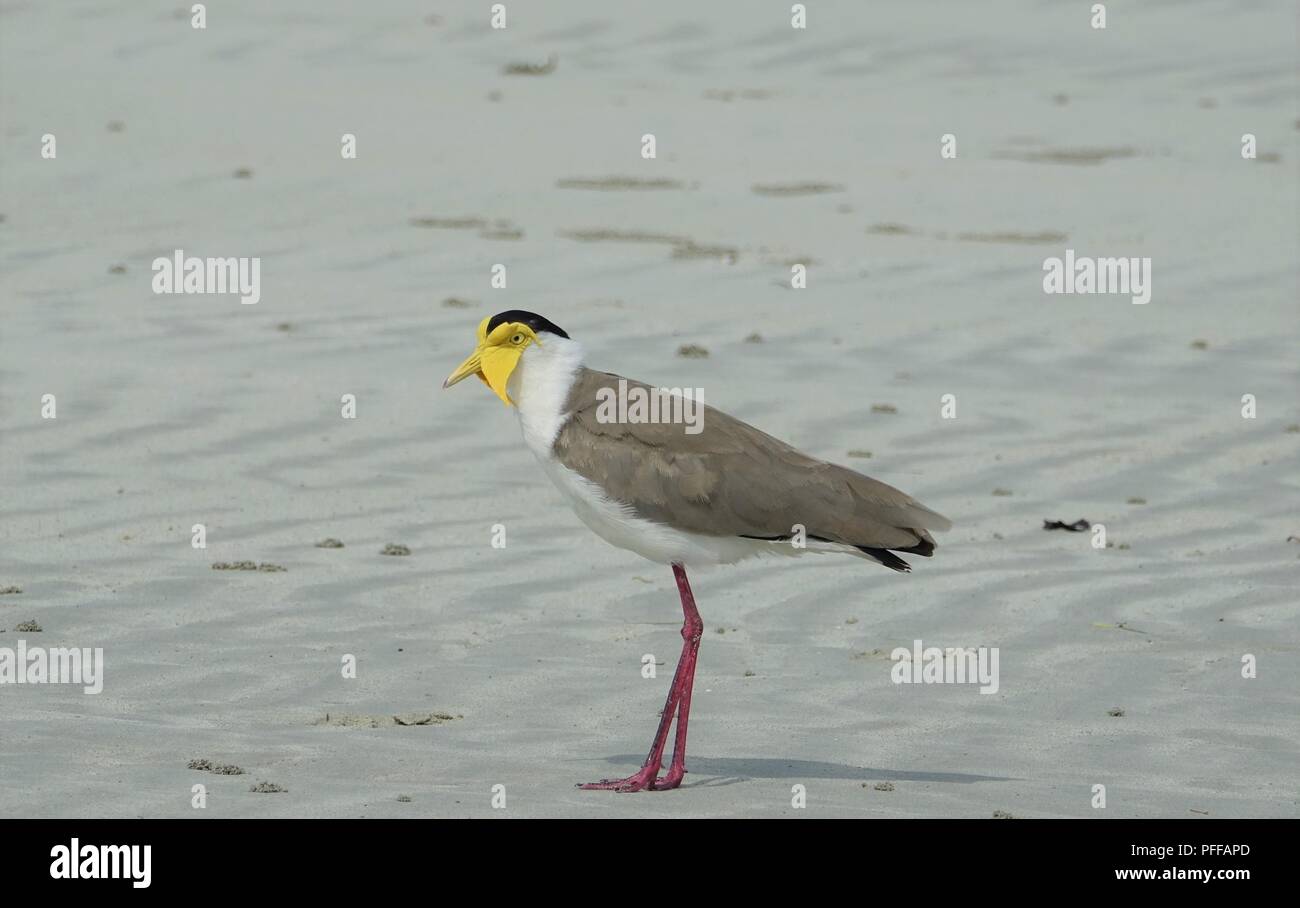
<box><xmin>551</xmin><ymin>369</ymin><xmax>951</xmax><ymax>553</ymax></box>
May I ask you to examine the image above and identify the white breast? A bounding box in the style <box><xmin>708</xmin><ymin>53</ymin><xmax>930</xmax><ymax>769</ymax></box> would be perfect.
<box><xmin>508</xmin><ymin>334</ymin><xmax>584</xmax><ymax>453</ymax></box>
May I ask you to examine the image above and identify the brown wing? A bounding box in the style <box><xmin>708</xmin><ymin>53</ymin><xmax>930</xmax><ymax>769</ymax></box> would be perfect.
<box><xmin>552</xmin><ymin>369</ymin><xmax>951</xmax><ymax>562</ymax></box>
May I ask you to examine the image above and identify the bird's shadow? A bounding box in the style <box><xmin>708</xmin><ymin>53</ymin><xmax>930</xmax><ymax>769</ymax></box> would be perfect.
<box><xmin>602</xmin><ymin>755</ymin><xmax>1014</xmax><ymax>789</ymax></box>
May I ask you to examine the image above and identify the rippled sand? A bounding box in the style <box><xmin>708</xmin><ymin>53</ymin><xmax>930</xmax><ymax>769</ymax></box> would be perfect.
<box><xmin>0</xmin><ymin>0</ymin><xmax>1296</xmax><ymax>818</ymax></box>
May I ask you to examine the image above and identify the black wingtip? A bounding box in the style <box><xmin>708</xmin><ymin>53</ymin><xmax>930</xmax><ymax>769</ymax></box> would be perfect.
<box><xmin>856</xmin><ymin>547</ymin><xmax>913</xmax><ymax>572</ymax></box>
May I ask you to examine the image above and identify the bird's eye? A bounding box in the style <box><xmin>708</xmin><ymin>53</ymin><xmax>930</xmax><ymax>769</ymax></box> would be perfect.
<box><xmin>511</xmin><ymin>334</ymin><xmax>524</xmax><ymax>345</ymax></box>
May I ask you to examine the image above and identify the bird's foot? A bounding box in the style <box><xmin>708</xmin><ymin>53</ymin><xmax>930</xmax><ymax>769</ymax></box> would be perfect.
<box><xmin>650</xmin><ymin>765</ymin><xmax>685</xmax><ymax>791</ymax></box>
<box><xmin>578</xmin><ymin>765</ymin><xmax>685</xmax><ymax>792</ymax></box>
<box><xmin>577</xmin><ymin>765</ymin><xmax>658</xmax><ymax>792</ymax></box>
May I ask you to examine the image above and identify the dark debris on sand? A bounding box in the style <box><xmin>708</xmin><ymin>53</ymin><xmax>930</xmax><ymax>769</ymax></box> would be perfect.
<box><xmin>503</xmin><ymin>55</ymin><xmax>557</xmax><ymax>76</ymax></box>
<box><xmin>1043</xmin><ymin>519</ymin><xmax>1091</xmax><ymax>532</ymax></box>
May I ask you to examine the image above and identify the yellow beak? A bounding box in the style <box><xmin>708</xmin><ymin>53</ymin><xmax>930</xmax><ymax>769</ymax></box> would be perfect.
<box><xmin>442</xmin><ymin>349</ymin><xmax>484</xmax><ymax>390</ymax></box>
<box><xmin>442</xmin><ymin>319</ymin><xmax>540</xmax><ymax>406</ymax></box>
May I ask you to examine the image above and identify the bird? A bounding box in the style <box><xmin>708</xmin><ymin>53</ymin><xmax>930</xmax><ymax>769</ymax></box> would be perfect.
<box><xmin>443</xmin><ymin>310</ymin><xmax>951</xmax><ymax>792</ymax></box>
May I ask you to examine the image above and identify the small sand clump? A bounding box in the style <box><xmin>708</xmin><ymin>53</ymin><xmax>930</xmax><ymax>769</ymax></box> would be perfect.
<box><xmin>211</xmin><ymin>561</ymin><xmax>286</xmax><ymax>572</ymax></box>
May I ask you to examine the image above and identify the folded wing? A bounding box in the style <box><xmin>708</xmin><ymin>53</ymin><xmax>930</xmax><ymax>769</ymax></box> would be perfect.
<box><xmin>552</xmin><ymin>369</ymin><xmax>950</xmax><ymax>567</ymax></box>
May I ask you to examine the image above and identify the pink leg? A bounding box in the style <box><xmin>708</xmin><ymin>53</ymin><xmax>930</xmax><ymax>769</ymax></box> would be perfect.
<box><xmin>579</xmin><ymin>562</ymin><xmax>703</xmax><ymax>792</ymax></box>
<box><xmin>651</xmin><ymin>564</ymin><xmax>702</xmax><ymax>790</ymax></box>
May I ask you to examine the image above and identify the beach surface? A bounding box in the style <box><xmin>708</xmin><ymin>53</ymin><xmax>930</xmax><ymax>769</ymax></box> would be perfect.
<box><xmin>1</xmin><ymin>0</ymin><xmax>1297</xmax><ymax>817</ymax></box>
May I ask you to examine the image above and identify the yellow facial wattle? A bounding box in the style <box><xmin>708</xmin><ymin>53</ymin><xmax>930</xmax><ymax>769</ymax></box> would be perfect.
<box><xmin>442</xmin><ymin>317</ymin><xmax>541</xmax><ymax>406</ymax></box>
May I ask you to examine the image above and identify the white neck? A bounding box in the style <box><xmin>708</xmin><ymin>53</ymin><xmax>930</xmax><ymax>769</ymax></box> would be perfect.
<box><xmin>509</xmin><ymin>333</ymin><xmax>585</xmax><ymax>455</ymax></box>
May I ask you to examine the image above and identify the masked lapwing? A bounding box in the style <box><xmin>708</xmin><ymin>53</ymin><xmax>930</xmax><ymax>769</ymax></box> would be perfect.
<box><xmin>444</xmin><ymin>310</ymin><xmax>951</xmax><ymax>792</ymax></box>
